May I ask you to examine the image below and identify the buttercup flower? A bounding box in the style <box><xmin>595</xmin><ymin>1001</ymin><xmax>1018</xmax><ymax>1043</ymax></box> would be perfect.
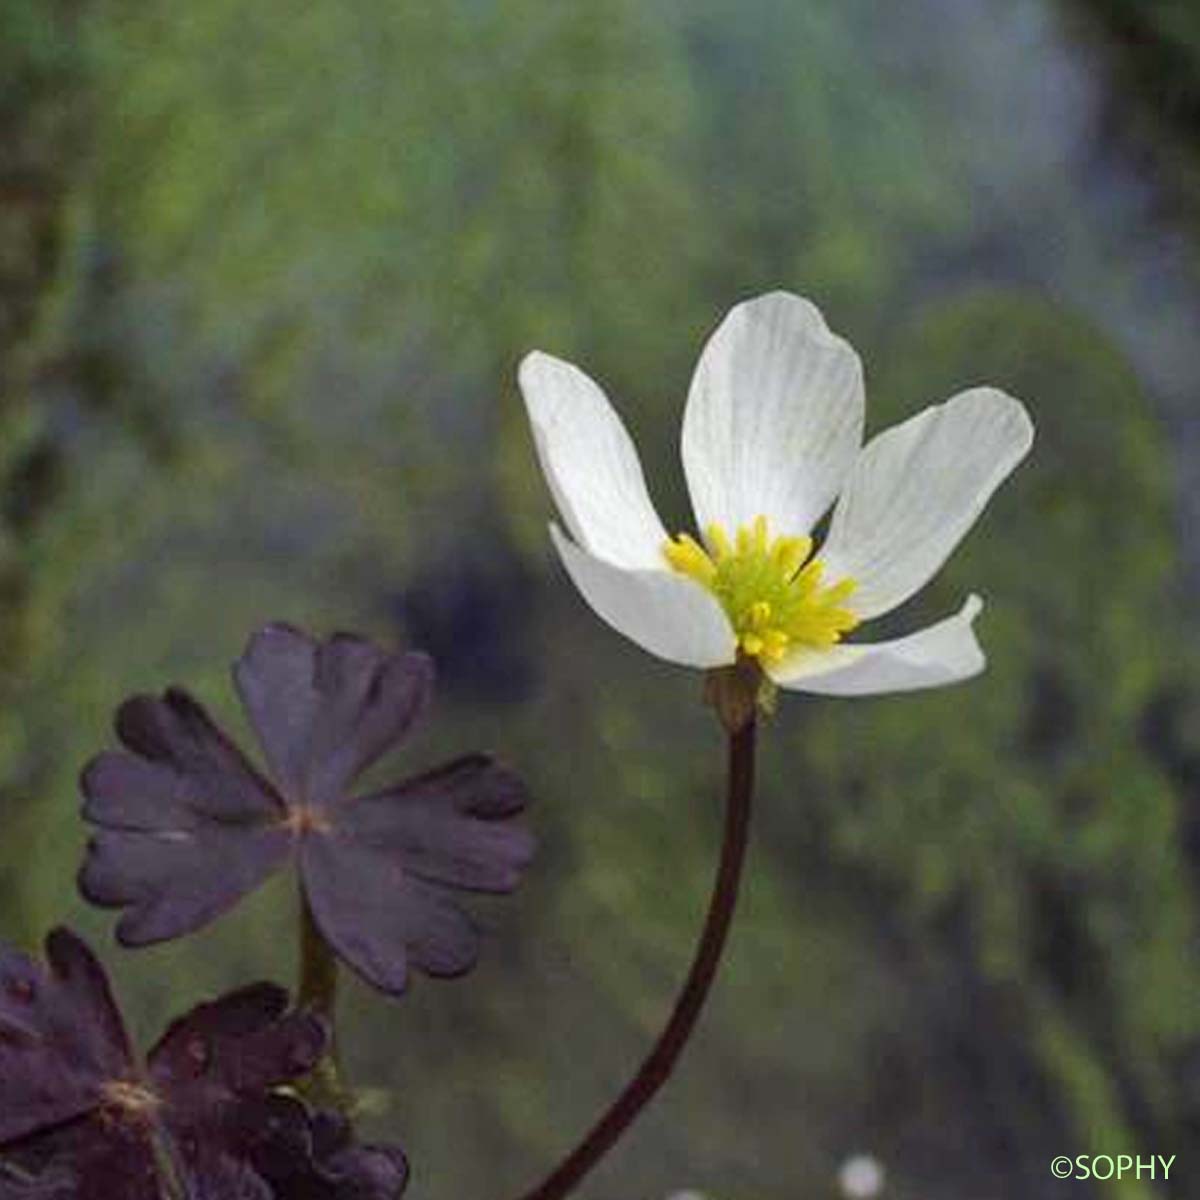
<box><xmin>79</xmin><ymin>624</ymin><xmax>534</xmax><ymax>995</ymax></box>
<box><xmin>0</xmin><ymin>928</ymin><xmax>406</xmax><ymax>1199</ymax></box>
<box><xmin>520</xmin><ymin>291</ymin><xmax>1033</xmax><ymax>696</ymax></box>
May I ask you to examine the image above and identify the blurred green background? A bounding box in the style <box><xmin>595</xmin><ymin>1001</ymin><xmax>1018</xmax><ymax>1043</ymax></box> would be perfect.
<box><xmin>3</xmin><ymin>1</ymin><xmax>1200</xmax><ymax>1197</ymax></box>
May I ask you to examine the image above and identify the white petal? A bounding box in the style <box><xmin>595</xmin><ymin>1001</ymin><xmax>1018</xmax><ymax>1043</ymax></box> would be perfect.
<box><xmin>550</xmin><ymin>524</ymin><xmax>736</xmax><ymax>669</ymax></box>
<box><xmin>768</xmin><ymin>595</ymin><xmax>986</xmax><ymax>696</ymax></box>
<box><xmin>681</xmin><ymin>292</ymin><xmax>864</xmax><ymax>539</ymax></box>
<box><xmin>520</xmin><ymin>351</ymin><xmax>668</xmax><ymax>570</ymax></box>
<box><xmin>820</xmin><ymin>388</ymin><xmax>1033</xmax><ymax>619</ymax></box>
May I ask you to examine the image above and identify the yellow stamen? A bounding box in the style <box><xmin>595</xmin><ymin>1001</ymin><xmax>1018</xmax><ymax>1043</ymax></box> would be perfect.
<box><xmin>707</xmin><ymin>523</ymin><xmax>733</xmax><ymax>561</ymax></box>
<box><xmin>662</xmin><ymin>533</ymin><xmax>717</xmax><ymax>585</ymax></box>
<box><xmin>746</xmin><ymin>600</ymin><xmax>772</xmax><ymax>628</ymax></box>
<box><xmin>663</xmin><ymin>516</ymin><xmax>859</xmax><ymax>666</ymax></box>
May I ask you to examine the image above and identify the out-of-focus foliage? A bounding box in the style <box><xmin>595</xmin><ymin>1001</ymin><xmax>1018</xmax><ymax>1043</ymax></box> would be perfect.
<box><xmin>2</xmin><ymin>2</ymin><xmax>1200</xmax><ymax>1199</ymax></box>
<box><xmin>1066</xmin><ymin>0</ymin><xmax>1200</xmax><ymax>252</ymax></box>
<box><xmin>1070</xmin><ymin>0</ymin><xmax>1200</xmax><ymax>137</ymax></box>
<box><xmin>0</xmin><ymin>0</ymin><xmax>94</xmax><ymax>937</ymax></box>
<box><xmin>796</xmin><ymin>290</ymin><xmax>1195</xmax><ymax>1193</ymax></box>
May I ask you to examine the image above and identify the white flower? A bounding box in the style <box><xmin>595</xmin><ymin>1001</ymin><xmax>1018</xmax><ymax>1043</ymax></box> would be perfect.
<box><xmin>519</xmin><ymin>291</ymin><xmax>1033</xmax><ymax>697</ymax></box>
<box><xmin>838</xmin><ymin>1154</ymin><xmax>885</xmax><ymax>1198</ymax></box>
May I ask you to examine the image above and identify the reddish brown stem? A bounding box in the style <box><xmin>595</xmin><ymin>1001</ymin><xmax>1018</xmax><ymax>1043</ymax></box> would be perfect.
<box><xmin>519</xmin><ymin>718</ymin><xmax>757</xmax><ymax>1200</ymax></box>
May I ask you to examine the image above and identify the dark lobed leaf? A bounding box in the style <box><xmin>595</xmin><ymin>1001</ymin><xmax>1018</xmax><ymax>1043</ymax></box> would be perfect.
<box><xmin>186</xmin><ymin>1153</ymin><xmax>275</xmax><ymax>1200</ymax></box>
<box><xmin>233</xmin><ymin>1096</ymin><xmax>408</xmax><ymax>1199</ymax></box>
<box><xmin>0</xmin><ymin>930</ymin><xmax>133</xmax><ymax>1143</ymax></box>
<box><xmin>299</xmin><ymin>753</ymin><xmax>533</xmax><ymax>995</ymax></box>
<box><xmin>78</xmin><ymin>623</ymin><xmax>533</xmax><ymax>996</ymax></box>
<box><xmin>109</xmin><ymin>689</ymin><xmax>283</xmax><ymax>825</ymax></box>
<box><xmin>0</xmin><ymin>930</ymin><xmax>348</xmax><ymax>1200</ymax></box>
<box><xmin>18</xmin><ymin>1121</ymin><xmax>178</xmax><ymax>1200</ymax></box>
<box><xmin>338</xmin><ymin>755</ymin><xmax>535</xmax><ymax>891</ymax></box>
<box><xmin>79</xmin><ymin>826</ymin><xmax>292</xmax><ymax>947</ymax></box>
<box><xmin>9</xmin><ymin>1116</ymin><xmax>273</xmax><ymax>1200</ymax></box>
<box><xmin>148</xmin><ymin>982</ymin><xmax>327</xmax><ymax>1108</ymax></box>
<box><xmin>0</xmin><ymin>1163</ymin><xmax>76</xmax><ymax>1198</ymax></box>
<box><xmin>233</xmin><ymin>624</ymin><xmax>434</xmax><ymax>811</ymax></box>
<box><xmin>301</xmin><ymin>840</ymin><xmax>479</xmax><ymax>994</ymax></box>
<box><xmin>79</xmin><ymin>688</ymin><xmax>292</xmax><ymax>945</ymax></box>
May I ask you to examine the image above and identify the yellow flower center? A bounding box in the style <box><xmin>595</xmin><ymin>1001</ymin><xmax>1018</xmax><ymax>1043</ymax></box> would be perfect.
<box><xmin>663</xmin><ymin>515</ymin><xmax>860</xmax><ymax>665</ymax></box>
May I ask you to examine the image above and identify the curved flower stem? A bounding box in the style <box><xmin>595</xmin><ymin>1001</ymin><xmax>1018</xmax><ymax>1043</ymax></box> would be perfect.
<box><xmin>297</xmin><ymin>889</ymin><xmax>352</xmax><ymax>1114</ymax></box>
<box><xmin>519</xmin><ymin>717</ymin><xmax>757</xmax><ymax>1200</ymax></box>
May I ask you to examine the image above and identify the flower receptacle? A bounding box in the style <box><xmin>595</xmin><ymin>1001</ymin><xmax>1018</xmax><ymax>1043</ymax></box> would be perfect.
<box><xmin>704</xmin><ymin>658</ymin><xmax>773</xmax><ymax>733</ymax></box>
